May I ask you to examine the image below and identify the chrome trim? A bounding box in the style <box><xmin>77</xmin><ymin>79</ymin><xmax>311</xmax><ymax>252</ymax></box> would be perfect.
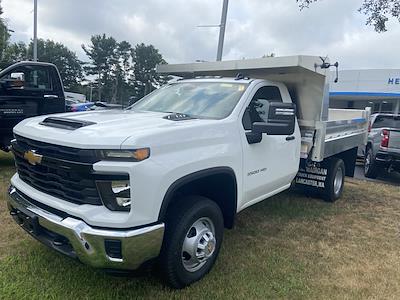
<box><xmin>8</xmin><ymin>187</ymin><xmax>164</xmax><ymax>270</ymax></box>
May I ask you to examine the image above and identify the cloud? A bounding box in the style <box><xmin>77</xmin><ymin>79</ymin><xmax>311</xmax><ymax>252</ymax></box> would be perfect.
<box><xmin>2</xmin><ymin>0</ymin><xmax>400</xmax><ymax>69</ymax></box>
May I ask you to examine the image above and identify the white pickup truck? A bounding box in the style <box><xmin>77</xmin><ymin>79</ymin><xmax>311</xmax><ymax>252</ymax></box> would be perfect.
<box><xmin>7</xmin><ymin>56</ymin><xmax>370</xmax><ymax>288</ymax></box>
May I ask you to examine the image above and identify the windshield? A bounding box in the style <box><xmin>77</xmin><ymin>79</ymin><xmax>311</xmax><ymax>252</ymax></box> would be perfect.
<box><xmin>129</xmin><ymin>82</ymin><xmax>248</xmax><ymax>119</ymax></box>
<box><xmin>372</xmin><ymin>115</ymin><xmax>400</xmax><ymax>129</ymax></box>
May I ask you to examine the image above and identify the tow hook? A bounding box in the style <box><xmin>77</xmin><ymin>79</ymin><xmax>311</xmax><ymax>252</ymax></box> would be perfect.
<box><xmin>10</xmin><ymin>210</ymin><xmax>19</xmax><ymax>216</ymax></box>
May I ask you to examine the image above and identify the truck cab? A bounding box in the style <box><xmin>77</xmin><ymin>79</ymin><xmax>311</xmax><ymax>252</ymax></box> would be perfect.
<box><xmin>0</xmin><ymin>61</ymin><xmax>65</xmax><ymax>151</ymax></box>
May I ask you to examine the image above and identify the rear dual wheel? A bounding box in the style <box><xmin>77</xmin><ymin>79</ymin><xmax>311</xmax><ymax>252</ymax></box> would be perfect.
<box><xmin>322</xmin><ymin>158</ymin><xmax>345</xmax><ymax>202</ymax></box>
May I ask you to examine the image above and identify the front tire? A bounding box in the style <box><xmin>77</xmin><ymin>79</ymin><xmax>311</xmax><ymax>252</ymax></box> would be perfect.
<box><xmin>159</xmin><ymin>196</ymin><xmax>224</xmax><ymax>289</ymax></box>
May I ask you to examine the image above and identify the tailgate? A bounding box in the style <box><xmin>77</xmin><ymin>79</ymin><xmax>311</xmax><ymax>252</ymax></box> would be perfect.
<box><xmin>388</xmin><ymin>130</ymin><xmax>400</xmax><ymax>149</ymax></box>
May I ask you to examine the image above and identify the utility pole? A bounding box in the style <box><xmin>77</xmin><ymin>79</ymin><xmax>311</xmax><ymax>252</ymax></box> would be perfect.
<box><xmin>216</xmin><ymin>0</ymin><xmax>229</xmax><ymax>61</ymax></box>
<box><xmin>33</xmin><ymin>0</ymin><xmax>38</xmax><ymax>61</ymax></box>
<box><xmin>197</xmin><ymin>0</ymin><xmax>229</xmax><ymax>62</ymax></box>
<box><xmin>89</xmin><ymin>84</ymin><xmax>93</xmax><ymax>102</ymax></box>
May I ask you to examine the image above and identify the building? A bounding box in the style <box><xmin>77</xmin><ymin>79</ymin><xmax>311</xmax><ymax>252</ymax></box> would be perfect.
<box><xmin>329</xmin><ymin>69</ymin><xmax>400</xmax><ymax>114</ymax></box>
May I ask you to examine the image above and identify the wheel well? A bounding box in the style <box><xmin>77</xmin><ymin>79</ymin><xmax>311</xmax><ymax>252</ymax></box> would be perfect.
<box><xmin>158</xmin><ymin>168</ymin><xmax>237</xmax><ymax>229</ymax></box>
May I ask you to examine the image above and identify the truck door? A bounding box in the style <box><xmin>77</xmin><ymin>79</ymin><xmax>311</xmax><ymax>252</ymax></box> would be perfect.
<box><xmin>239</xmin><ymin>84</ymin><xmax>301</xmax><ymax>209</ymax></box>
<box><xmin>0</xmin><ymin>63</ymin><xmax>65</xmax><ymax>148</ymax></box>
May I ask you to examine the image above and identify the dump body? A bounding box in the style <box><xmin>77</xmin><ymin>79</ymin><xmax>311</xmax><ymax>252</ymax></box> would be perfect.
<box><xmin>157</xmin><ymin>55</ymin><xmax>370</xmax><ymax>162</ymax></box>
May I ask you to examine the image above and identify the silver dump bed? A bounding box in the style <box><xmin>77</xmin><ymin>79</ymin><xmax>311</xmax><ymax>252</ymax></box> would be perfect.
<box><xmin>157</xmin><ymin>55</ymin><xmax>370</xmax><ymax>162</ymax></box>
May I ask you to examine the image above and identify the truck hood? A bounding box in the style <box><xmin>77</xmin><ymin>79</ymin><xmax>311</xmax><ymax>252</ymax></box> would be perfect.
<box><xmin>14</xmin><ymin>110</ymin><xmax>211</xmax><ymax>149</ymax></box>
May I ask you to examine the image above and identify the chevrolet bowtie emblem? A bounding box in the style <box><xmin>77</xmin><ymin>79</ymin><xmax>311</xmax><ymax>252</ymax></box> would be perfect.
<box><xmin>24</xmin><ymin>150</ymin><xmax>43</xmax><ymax>166</ymax></box>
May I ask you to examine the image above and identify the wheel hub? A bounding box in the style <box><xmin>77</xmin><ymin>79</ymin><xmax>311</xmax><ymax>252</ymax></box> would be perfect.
<box><xmin>333</xmin><ymin>167</ymin><xmax>343</xmax><ymax>195</ymax></box>
<box><xmin>182</xmin><ymin>217</ymin><xmax>216</xmax><ymax>272</ymax></box>
<box><xmin>365</xmin><ymin>153</ymin><xmax>371</xmax><ymax>172</ymax></box>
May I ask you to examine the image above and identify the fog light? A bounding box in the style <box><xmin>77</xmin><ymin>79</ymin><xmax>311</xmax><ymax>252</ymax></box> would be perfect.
<box><xmin>105</xmin><ymin>240</ymin><xmax>122</xmax><ymax>259</ymax></box>
<box><xmin>97</xmin><ymin>180</ymin><xmax>131</xmax><ymax>211</ymax></box>
<box><xmin>112</xmin><ymin>181</ymin><xmax>131</xmax><ymax>208</ymax></box>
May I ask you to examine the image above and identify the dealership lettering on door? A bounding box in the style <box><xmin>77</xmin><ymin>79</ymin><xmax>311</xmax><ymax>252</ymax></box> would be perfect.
<box><xmin>388</xmin><ymin>78</ymin><xmax>400</xmax><ymax>85</ymax></box>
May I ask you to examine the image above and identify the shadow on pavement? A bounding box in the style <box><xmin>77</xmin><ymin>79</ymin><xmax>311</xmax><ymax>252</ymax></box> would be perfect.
<box><xmin>354</xmin><ymin>160</ymin><xmax>400</xmax><ymax>186</ymax></box>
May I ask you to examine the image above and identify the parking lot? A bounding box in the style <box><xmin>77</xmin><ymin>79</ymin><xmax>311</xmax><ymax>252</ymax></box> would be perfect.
<box><xmin>1</xmin><ymin>151</ymin><xmax>400</xmax><ymax>299</ymax></box>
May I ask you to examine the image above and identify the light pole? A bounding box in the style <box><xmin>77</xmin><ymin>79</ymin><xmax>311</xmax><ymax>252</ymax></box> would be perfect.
<box><xmin>33</xmin><ymin>0</ymin><xmax>38</xmax><ymax>61</ymax></box>
<box><xmin>216</xmin><ymin>0</ymin><xmax>229</xmax><ymax>61</ymax></box>
<box><xmin>90</xmin><ymin>84</ymin><xmax>93</xmax><ymax>102</ymax></box>
<box><xmin>197</xmin><ymin>0</ymin><xmax>229</xmax><ymax>61</ymax></box>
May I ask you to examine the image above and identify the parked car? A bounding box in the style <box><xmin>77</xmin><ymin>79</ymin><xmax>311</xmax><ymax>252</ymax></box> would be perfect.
<box><xmin>364</xmin><ymin>113</ymin><xmax>400</xmax><ymax>178</ymax></box>
<box><xmin>7</xmin><ymin>56</ymin><xmax>370</xmax><ymax>288</ymax></box>
<box><xmin>0</xmin><ymin>61</ymin><xmax>65</xmax><ymax>151</ymax></box>
<box><xmin>66</xmin><ymin>100</ymin><xmax>123</xmax><ymax>112</ymax></box>
<box><xmin>66</xmin><ymin>99</ymin><xmax>95</xmax><ymax>112</ymax></box>
<box><xmin>89</xmin><ymin>102</ymin><xmax>123</xmax><ymax>110</ymax></box>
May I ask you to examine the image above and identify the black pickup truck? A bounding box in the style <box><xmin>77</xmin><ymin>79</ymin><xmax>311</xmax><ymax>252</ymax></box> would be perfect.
<box><xmin>0</xmin><ymin>61</ymin><xmax>65</xmax><ymax>151</ymax></box>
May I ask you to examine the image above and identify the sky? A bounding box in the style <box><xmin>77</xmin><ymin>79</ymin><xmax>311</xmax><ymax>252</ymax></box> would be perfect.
<box><xmin>2</xmin><ymin>0</ymin><xmax>400</xmax><ymax>70</ymax></box>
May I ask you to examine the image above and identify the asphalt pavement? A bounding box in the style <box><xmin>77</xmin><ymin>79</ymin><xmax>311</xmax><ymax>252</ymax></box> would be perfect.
<box><xmin>353</xmin><ymin>159</ymin><xmax>400</xmax><ymax>186</ymax></box>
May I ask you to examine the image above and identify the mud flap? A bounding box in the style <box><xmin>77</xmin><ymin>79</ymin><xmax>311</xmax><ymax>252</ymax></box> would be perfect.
<box><xmin>295</xmin><ymin>159</ymin><xmax>329</xmax><ymax>190</ymax></box>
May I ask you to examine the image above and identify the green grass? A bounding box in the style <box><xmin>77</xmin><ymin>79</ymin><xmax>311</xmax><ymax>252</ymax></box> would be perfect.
<box><xmin>1</xmin><ymin>151</ymin><xmax>400</xmax><ymax>299</ymax></box>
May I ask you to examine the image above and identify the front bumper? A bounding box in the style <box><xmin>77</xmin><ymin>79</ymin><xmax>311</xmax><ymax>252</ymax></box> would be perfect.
<box><xmin>7</xmin><ymin>186</ymin><xmax>165</xmax><ymax>270</ymax></box>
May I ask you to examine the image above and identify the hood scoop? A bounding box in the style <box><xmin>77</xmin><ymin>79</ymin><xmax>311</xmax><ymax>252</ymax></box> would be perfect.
<box><xmin>40</xmin><ymin>117</ymin><xmax>96</xmax><ymax>130</ymax></box>
<box><xmin>163</xmin><ymin>113</ymin><xmax>196</xmax><ymax>121</ymax></box>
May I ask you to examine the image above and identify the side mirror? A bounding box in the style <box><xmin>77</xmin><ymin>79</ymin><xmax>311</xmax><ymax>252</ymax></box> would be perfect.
<box><xmin>246</xmin><ymin>102</ymin><xmax>296</xmax><ymax>144</ymax></box>
<box><xmin>1</xmin><ymin>78</ymin><xmax>25</xmax><ymax>89</ymax></box>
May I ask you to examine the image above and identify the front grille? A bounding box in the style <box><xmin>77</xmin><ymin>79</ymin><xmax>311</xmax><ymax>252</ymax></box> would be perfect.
<box><xmin>12</xmin><ymin>136</ymin><xmax>102</xmax><ymax>205</ymax></box>
<box><xmin>14</xmin><ymin>135</ymin><xmax>99</xmax><ymax>163</ymax></box>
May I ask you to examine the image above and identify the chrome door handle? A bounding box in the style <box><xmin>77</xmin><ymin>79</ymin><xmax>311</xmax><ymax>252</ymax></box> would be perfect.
<box><xmin>44</xmin><ymin>95</ymin><xmax>59</xmax><ymax>99</ymax></box>
<box><xmin>286</xmin><ymin>136</ymin><xmax>295</xmax><ymax>141</ymax></box>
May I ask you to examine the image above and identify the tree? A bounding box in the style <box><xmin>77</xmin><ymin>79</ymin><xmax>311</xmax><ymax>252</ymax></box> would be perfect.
<box><xmin>0</xmin><ymin>0</ymin><xmax>11</xmax><ymax>63</ymax></box>
<box><xmin>1</xmin><ymin>42</ymin><xmax>26</xmax><ymax>69</ymax></box>
<box><xmin>83</xmin><ymin>35</ymin><xmax>167</xmax><ymax>104</ymax></box>
<box><xmin>0</xmin><ymin>39</ymin><xmax>83</xmax><ymax>89</ymax></box>
<box><xmin>111</xmin><ymin>40</ymin><xmax>133</xmax><ymax>103</ymax></box>
<box><xmin>27</xmin><ymin>39</ymin><xmax>83</xmax><ymax>90</ymax></box>
<box><xmin>297</xmin><ymin>0</ymin><xmax>400</xmax><ymax>32</ymax></box>
<box><xmin>132</xmin><ymin>43</ymin><xmax>167</xmax><ymax>99</ymax></box>
<box><xmin>82</xmin><ymin>34</ymin><xmax>118</xmax><ymax>101</ymax></box>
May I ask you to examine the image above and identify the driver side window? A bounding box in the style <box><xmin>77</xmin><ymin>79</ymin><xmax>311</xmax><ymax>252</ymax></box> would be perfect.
<box><xmin>0</xmin><ymin>65</ymin><xmax>52</xmax><ymax>91</ymax></box>
<box><xmin>242</xmin><ymin>86</ymin><xmax>283</xmax><ymax>130</ymax></box>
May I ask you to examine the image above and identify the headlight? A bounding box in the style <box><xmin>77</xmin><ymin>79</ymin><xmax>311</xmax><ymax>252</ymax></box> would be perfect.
<box><xmin>96</xmin><ymin>180</ymin><xmax>131</xmax><ymax>211</ymax></box>
<box><xmin>98</xmin><ymin>148</ymin><xmax>150</xmax><ymax>161</ymax></box>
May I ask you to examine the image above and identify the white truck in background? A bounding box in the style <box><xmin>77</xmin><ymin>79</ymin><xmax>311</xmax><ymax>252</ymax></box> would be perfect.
<box><xmin>7</xmin><ymin>56</ymin><xmax>370</xmax><ymax>288</ymax></box>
